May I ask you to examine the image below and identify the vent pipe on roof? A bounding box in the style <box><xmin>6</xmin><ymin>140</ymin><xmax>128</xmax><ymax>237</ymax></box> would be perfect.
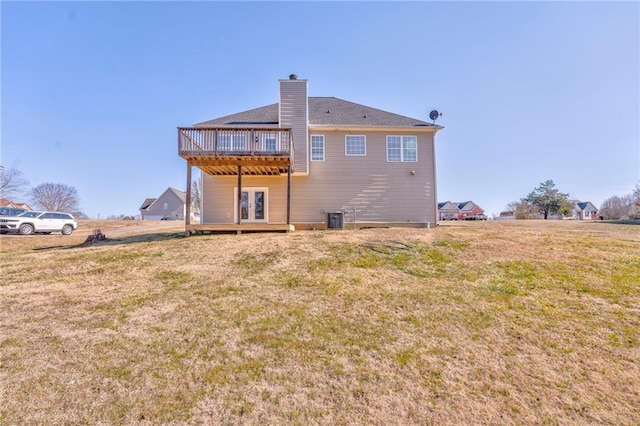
<box><xmin>289</xmin><ymin>74</ymin><xmax>297</xmax><ymax>80</ymax></box>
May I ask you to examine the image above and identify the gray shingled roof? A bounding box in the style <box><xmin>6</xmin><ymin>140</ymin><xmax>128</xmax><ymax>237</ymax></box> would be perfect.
<box><xmin>195</xmin><ymin>97</ymin><xmax>438</xmax><ymax>128</ymax></box>
<box><xmin>139</xmin><ymin>198</ymin><xmax>156</xmax><ymax>210</ymax></box>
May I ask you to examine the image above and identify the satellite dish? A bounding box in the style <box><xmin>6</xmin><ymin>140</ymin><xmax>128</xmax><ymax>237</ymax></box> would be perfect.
<box><xmin>429</xmin><ymin>110</ymin><xmax>442</xmax><ymax>122</ymax></box>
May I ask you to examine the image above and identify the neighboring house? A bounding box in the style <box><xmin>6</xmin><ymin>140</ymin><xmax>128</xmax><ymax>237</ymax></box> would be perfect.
<box><xmin>0</xmin><ymin>199</ymin><xmax>33</xmax><ymax>211</ymax></box>
<box><xmin>13</xmin><ymin>202</ymin><xmax>33</xmax><ymax>211</ymax></box>
<box><xmin>139</xmin><ymin>187</ymin><xmax>186</xmax><ymax>220</ymax></box>
<box><xmin>572</xmin><ymin>201</ymin><xmax>598</xmax><ymax>220</ymax></box>
<box><xmin>438</xmin><ymin>201</ymin><xmax>459</xmax><ymax>220</ymax></box>
<box><xmin>438</xmin><ymin>200</ymin><xmax>485</xmax><ymax>220</ymax></box>
<box><xmin>178</xmin><ymin>75</ymin><xmax>443</xmax><ymax>233</ymax></box>
<box><xmin>457</xmin><ymin>201</ymin><xmax>485</xmax><ymax>219</ymax></box>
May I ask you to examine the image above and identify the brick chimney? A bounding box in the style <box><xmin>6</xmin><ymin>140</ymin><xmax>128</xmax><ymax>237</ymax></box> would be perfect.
<box><xmin>279</xmin><ymin>74</ymin><xmax>308</xmax><ymax>174</ymax></box>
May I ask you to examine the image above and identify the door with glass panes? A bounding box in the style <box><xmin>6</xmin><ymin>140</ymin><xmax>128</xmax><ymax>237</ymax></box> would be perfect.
<box><xmin>234</xmin><ymin>188</ymin><xmax>268</xmax><ymax>222</ymax></box>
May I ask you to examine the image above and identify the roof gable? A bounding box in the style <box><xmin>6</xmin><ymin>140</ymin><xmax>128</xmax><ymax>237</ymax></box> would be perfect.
<box><xmin>438</xmin><ymin>201</ymin><xmax>459</xmax><ymax>210</ymax></box>
<box><xmin>13</xmin><ymin>202</ymin><xmax>32</xmax><ymax>210</ymax></box>
<box><xmin>458</xmin><ymin>201</ymin><xmax>475</xmax><ymax>211</ymax></box>
<box><xmin>140</xmin><ymin>198</ymin><xmax>156</xmax><ymax>210</ymax></box>
<box><xmin>166</xmin><ymin>187</ymin><xmax>187</xmax><ymax>203</ymax></box>
<box><xmin>577</xmin><ymin>201</ymin><xmax>597</xmax><ymax>211</ymax></box>
<box><xmin>0</xmin><ymin>198</ymin><xmax>14</xmax><ymax>207</ymax></box>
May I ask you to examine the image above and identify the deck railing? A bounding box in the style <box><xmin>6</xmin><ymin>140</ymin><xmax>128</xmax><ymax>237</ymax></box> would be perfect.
<box><xmin>178</xmin><ymin>127</ymin><xmax>294</xmax><ymax>158</ymax></box>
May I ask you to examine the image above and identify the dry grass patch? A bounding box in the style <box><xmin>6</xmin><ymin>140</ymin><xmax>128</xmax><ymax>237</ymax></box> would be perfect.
<box><xmin>1</xmin><ymin>221</ymin><xmax>638</xmax><ymax>424</ymax></box>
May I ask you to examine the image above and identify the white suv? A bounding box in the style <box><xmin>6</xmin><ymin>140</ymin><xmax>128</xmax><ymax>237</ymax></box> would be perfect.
<box><xmin>0</xmin><ymin>211</ymin><xmax>78</xmax><ymax>235</ymax></box>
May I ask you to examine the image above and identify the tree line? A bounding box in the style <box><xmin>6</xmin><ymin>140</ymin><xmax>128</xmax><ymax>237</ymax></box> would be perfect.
<box><xmin>599</xmin><ymin>185</ymin><xmax>640</xmax><ymax>220</ymax></box>
<box><xmin>507</xmin><ymin>179</ymin><xmax>640</xmax><ymax>220</ymax></box>
<box><xmin>0</xmin><ymin>167</ymin><xmax>85</xmax><ymax>217</ymax></box>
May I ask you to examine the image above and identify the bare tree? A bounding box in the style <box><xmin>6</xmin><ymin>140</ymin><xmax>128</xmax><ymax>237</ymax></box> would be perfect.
<box><xmin>0</xmin><ymin>167</ymin><xmax>29</xmax><ymax>199</ymax></box>
<box><xmin>628</xmin><ymin>183</ymin><xmax>640</xmax><ymax>219</ymax></box>
<box><xmin>506</xmin><ymin>200</ymin><xmax>539</xmax><ymax>220</ymax></box>
<box><xmin>599</xmin><ymin>195</ymin><xmax>631</xmax><ymax>220</ymax></box>
<box><xmin>600</xmin><ymin>183</ymin><xmax>640</xmax><ymax>220</ymax></box>
<box><xmin>190</xmin><ymin>175</ymin><xmax>202</xmax><ymax>218</ymax></box>
<box><xmin>30</xmin><ymin>183</ymin><xmax>80</xmax><ymax>212</ymax></box>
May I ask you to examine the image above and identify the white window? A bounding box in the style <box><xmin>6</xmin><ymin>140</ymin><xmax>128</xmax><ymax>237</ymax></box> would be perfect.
<box><xmin>232</xmin><ymin>134</ymin><xmax>246</xmax><ymax>151</ymax></box>
<box><xmin>218</xmin><ymin>134</ymin><xmax>232</xmax><ymax>151</ymax></box>
<box><xmin>345</xmin><ymin>135</ymin><xmax>366</xmax><ymax>156</ymax></box>
<box><xmin>387</xmin><ymin>136</ymin><xmax>417</xmax><ymax>162</ymax></box>
<box><xmin>387</xmin><ymin>136</ymin><xmax>402</xmax><ymax>161</ymax></box>
<box><xmin>163</xmin><ymin>202</ymin><xmax>168</xmax><ymax>210</ymax></box>
<box><xmin>264</xmin><ymin>137</ymin><xmax>277</xmax><ymax>151</ymax></box>
<box><xmin>311</xmin><ymin>135</ymin><xmax>325</xmax><ymax>161</ymax></box>
<box><xmin>218</xmin><ymin>134</ymin><xmax>246</xmax><ymax>151</ymax></box>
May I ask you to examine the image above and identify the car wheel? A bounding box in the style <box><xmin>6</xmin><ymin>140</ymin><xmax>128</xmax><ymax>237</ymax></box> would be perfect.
<box><xmin>61</xmin><ymin>225</ymin><xmax>73</xmax><ymax>235</ymax></box>
<box><xmin>19</xmin><ymin>223</ymin><xmax>34</xmax><ymax>235</ymax></box>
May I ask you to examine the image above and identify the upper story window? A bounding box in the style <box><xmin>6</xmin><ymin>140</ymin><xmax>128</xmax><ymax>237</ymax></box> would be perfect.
<box><xmin>387</xmin><ymin>136</ymin><xmax>417</xmax><ymax>162</ymax></box>
<box><xmin>264</xmin><ymin>136</ymin><xmax>277</xmax><ymax>152</ymax></box>
<box><xmin>311</xmin><ymin>135</ymin><xmax>325</xmax><ymax>161</ymax></box>
<box><xmin>345</xmin><ymin>135</ymin><xmax>366</xmax><ymax>156</ymax></box>
<box><xmin>219</xmin><ymin>134</ymin><xmax>246</xmax><ymax>151</ymax></box>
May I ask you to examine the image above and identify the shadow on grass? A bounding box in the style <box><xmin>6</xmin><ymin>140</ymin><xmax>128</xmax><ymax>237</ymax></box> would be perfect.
<box><xmin>598</xmin><ymin>219</ymin><xmax>640</xmax><ymax>225</ymax></box>
<box><xmin>32</xmin><ymin>232</ymin><xmax>185</xmax><ymax>251</ymax></box>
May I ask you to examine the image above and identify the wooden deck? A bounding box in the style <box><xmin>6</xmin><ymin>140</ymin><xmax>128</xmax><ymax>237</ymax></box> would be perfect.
<box><xmin>186</xmin><ymin>223</ymin><xmax>295</xmax><ymax>235</ymax></box>
<box><xmin>179</xmin><ymin>127</ymin><xmax>296</xmax><ymax>235</ymax></box>
<box><xmin>178</xmin><ymin>127</ymin><xmax>294</xmax><ymax>176</ymax></box>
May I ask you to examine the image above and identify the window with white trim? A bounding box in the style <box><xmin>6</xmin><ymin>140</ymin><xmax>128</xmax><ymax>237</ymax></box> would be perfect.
<box><xmin>232</xmin><ymin>134</ymin><xmax>246</xmax><ymax>151</ymax></box>
<box><xmin>387</xmin><ymin>136</ymin><xmax>417</xmax><ymax>162</ymax></box>
<box><xmin>218</xmin><ymin>134</ymin><xmax>246</xmax><ymax>151</ymax></box>
<box><xmin>264</xmin><ymin>136</ymin><xmax>277</xmax><ymax>151</ymax></box>
<box><xmin>345</xmin><ymin>135</ymin><xmax>366</xmax><ymax>156</ymax></box>
<box><xmin>311</xmin><ymin>135</ymin><xmax>325</xmax><ymax>161</ymax></box>
<box><xmin>218</xmin><ymin>134</ymin><xmax>232</xmax><ymax>151</ymax></box>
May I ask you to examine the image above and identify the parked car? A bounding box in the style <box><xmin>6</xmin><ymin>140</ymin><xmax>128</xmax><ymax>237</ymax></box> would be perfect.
<box><xmin>161</xmin><ymin>216</ymin><xmax>176</xmax><ymax>221</ymax></box>
<box><xmin>465</xmin><ymin>214</ymin><xmax>487</xmax><ymax>220</ymax></box>
<box><xmin>0</xmin><ymin>207</ymin><xmax>27</xmax><ymax>217</ymax></box>
<box><xmin>0</xmin><ymin>211</ymin><xmax>78</xmax><ymax>235</ymax></box>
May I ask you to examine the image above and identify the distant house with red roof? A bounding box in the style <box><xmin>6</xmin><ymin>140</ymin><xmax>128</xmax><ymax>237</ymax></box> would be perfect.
<box><xmin>438</xmin><ymin>200</ymin><xmax>485</xmax><ymax>220</ymax></box>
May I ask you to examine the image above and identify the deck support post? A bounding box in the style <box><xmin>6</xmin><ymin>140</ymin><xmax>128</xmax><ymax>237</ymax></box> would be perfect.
<box><xmin>185</xmin><ymin>163</ymin><xmax>192</xmax><ymax>237</ymax></box>
<box><xmin>287</xmin><ymin>164</ymin><xmax>291</xmax><ymax>226</ymax></box>
<box><xmin>237</xmin><ymin>165</ymin><xmax>242</xmax><ymax>234</ymax></box>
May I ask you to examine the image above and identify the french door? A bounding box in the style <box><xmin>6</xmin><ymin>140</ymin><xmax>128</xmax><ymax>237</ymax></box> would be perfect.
<box><xmin>234</xmin><ymin>187</ymin><xmax>268</xmax><ymax>222</ymax></box>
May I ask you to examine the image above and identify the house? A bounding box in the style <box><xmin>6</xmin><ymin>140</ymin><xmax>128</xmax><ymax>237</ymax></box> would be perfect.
<box><xmin>572</xmin><ymin>201</ymin><xmax>598</xmax><ymax>220</ymax></box>
<box><xmin>139</xmin><ymin>187</ymin><xmax>186</xmax><ymax>220</ymax></box>
<box><xmin>437</xmin><ymin>201</ymin><xmax>459</xmax><ymax>220</ymax></box>
<box><xmin>437</xmin><ymin>200</ymin><xmax>485</xmax><ymax>220</ymax></box>
<box><xmin>457</xmin><ymin>201</ymin><xmax>485</xmax><ymax>219</ymax></box>
<box><xmin>178</xmin><ymin>75</ymin><xmax>443</xmax><ymax>233</ymax></box>
<box><xmin>0</xmin><ymin>198</ymin><xmax>33</xmax><ymax>212</ymax></box>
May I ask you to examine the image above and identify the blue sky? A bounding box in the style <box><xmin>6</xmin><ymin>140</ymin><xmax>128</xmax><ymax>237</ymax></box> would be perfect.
<box><xmin>2</xmin><ymin>1</ymin><xmax>638</xmax><ymax>218</ymax></box>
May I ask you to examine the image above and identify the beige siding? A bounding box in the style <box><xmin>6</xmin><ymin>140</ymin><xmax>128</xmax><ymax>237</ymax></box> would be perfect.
<box><xmin>299</xmin><ymin>130</ymin><xmax>437</xmax><ymax>225</ymax></box>
<box><xmin>202</xmin><ymin>175</ymin><xmax>289</xmax><ymax>224</ymax></box>
<box><xmin>202</xmin><ymin>129</ymin><xmax>438</xmax><ymax>226</ymax></box>
<box><xmin>279</xmin><ymin>79</ymin><xmax>308</xmax><ymax>174</ymax></box>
